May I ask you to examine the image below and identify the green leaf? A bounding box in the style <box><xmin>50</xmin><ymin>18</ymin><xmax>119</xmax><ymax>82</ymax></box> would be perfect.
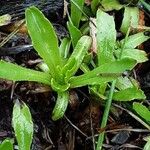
<box><xmin>71</xmin><ymin>0</ymin><xmax>84</xmax><ymax>28</ymax></box>
<box><xmin>52</xmin><ymin>91</ymin><xmax>69</xmax><ymax>121</ymax></box>
<box><xmin>144</xmin><ymin>137</ymin><xmax>150</xmax><ymax>150</ymax></box>
<box><xmin>59</xmin><ymin>38</ymin><xmax>71</xmax><ymax>59</ymax></box>
<box><xmin>120</xmin><ymin>7</ymin><xmax>139</xmax><ymax>34</ymax></box>
<box><xmin>101</xmin><ymin>0</ymin><xmax>123</xmax><ymax>11</ymax></box>
<box><xmin>76</xmin><ymin>58</ymin><xmax>136</xmax><ymax>79</ymax></box>
<box><xmin>12</xmin><ymin>101</ymin><xmax>33</xmax><ymax>150</ymax></box>
<box><xmin>113</xmin><ymin>87</ymin><xmax>146</xmax><ymax>101</ymax></box>
<box><xmin>133</xmin><ymin>102</ymin><xmax>150</xmax><ymax>122</ymax></box>
<box><xmin>116</xmin><ymin>76</ymin><xmax>135</xmax><ymax>90</ymax></box>
<box><xmin>116</xmin><ymin>48</ymin><xmax>148</xmax><ymax>63</ymax></box>
<box><xmin>50</xmin><ymin>78</ymin><xmax>70</xmax><ymax>92</ymax></box>
<box><xmin>62</xmin><ymin>36</ymin><xmax>92</xmax><ymax>80</ymax></box>
<box><xmin>0</xmin><ymin>60</ymin><xmax>51</xmax><ymax>85</ymax></box>
<box><xmin>96</xmin><ymin>9</ymin><xmax>116</xmax><ymax>65</ymax></box>
<box><xmin>67</xmin><ymin>21</ymin><xmax>82</xmax><ymax>48</ymax></box>
<box><xmin>91</xmin><ymin>0</ymin><xmax>100</xmax><ymax>14</ymax></box>
<box><xmin>25</xmin><ymin>6</ymin><xmax>62</xmax><ymax>79</ymax></box>
<box><xmin>70</xmin><ymin>58</ymin><xmax>136</xmax><ymax>88</ymax></box>
<box><xmin>0</xmin><ymin>139</ymin><xmax>13</xmax><ymax>150</ymax></box>
<box><xmin>121</xmin><ymin>32</ymin><xmax>150</xmax><ymax>49</ymax></box>
<box><xmin>70</xmin><ymin>75</ymin><xmax>118</xmax><ymax>88</ymax></box>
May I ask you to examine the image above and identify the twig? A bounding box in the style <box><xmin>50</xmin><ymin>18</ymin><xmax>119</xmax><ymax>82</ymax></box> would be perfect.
<box><xmin>112</xmin><ymin>103</ymin><xmax>150</xmax><ymax>130</ymax></box>
<box><xmin>64</xmin><ymin>115</ymin><xmax>88</xmax><ymax>138</ymax></box>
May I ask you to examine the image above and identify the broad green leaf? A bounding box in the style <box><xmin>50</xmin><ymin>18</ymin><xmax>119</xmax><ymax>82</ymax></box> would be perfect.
<box><xmin>96</xmin><ymin>9</ymin><xmax>116</xmax><ymax>65</ymax></box>
<box><xmin>67</xmin><ymin>21</ymin><xmax>82</xmax><ymax>48</ymax></box>
<box><xmin>25</xmin><ymin>6</ymin><xmax>62</xmax><ymax>79</ymax></box>
<box><xmin>12</xmin><ymin>101</ymin><xmax>33</xmax><ymax>150</ymax></box>
<box><xmin>69</xmin><ymin>58</ymin><xmax>136</xmax><ymax>87</ymax></box>
<box><xmin>62</xmin><ymin>36</ymin><xmax>92</xmax><ymax>81</ymax></box>
<box><xmin>69</xmin><ymin>75</ymin><xmax>118</xmax><ymax>88</ymax></box>
<box><xmin>121</xmin><ymin>32</ymin><xmax>150</xmax><ymax>49</ymax></box>
<box><xmin>0</xmin><ymin>139</ymin><xmax>13</xmax><ymax>150</ymax></box>
<box><xmin>0</xmin><ymin>60</ymin><xmax>51</xmax><ymax>85</ymax></box>
<box><xmin>120</xmin><ymin>7</ymin><xmax>139</xmax><ymax>34</ymax></box>
<box><xmin>101</xmin><ymin>0</ymin><xmax>123</xmax><ymax>11</ymax></box>
<box><xmin>113</xmin><ymin>87</ymin><xmax>146</xmax><ymax>101</ymax></box>
<box><xmin>71</xmin><ymin>0</ymin><xmax>84</xmax><ymax>28</ymax></box>
<box><xmin>133</xmin><ymin>102</ymin><xmax>150</xmax><ymax>122</ymax></box>
<box><xmin>116</xmin><ymin>48</ymin><xmax>148</xmax><ymax>63</ymax></box>
<box><xmin>52</xmin><ymin>91</ymin><xmax>69</xmax><ymax>121</ymax></box>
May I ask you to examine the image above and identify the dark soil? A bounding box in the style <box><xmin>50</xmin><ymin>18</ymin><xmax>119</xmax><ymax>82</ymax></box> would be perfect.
<box><xmin>0</xmin><ymin>1</ymin><xmax>150</xmax><ymax>150</ymax></box>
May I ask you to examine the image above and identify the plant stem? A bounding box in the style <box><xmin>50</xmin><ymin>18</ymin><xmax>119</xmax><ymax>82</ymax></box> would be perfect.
<box><xmin>96</xmin><ymin>80</ymin><xmax>116</xmax><ymax>150</ymax></box>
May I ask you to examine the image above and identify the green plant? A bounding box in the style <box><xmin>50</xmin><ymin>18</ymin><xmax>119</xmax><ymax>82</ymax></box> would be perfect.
<box><xmin>0</xmin><ymin>100</ymin><xmax>33</xmax><ymax>150</ymax></box>
<box><xmin>92</xmin><ymin>9</ymin><xmax>149</xmax><ymax>150</ymax></box>
<box><xmin>12</xmin><ymin>100</ymin><xmax>33</xmax><ymax>150</ymax></box>
<box><xmin>0</xmin><ymin>6</ymin><xmax>135</xmax><ymax>121</ymax></box>
<box><xmin>0</xmin><ymin>2</ymin><xmax>149</xmax><ymax>150</ymax></box>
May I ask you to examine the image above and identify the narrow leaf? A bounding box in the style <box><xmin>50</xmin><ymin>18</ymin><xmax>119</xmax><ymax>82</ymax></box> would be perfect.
<box><xmin>70</xmin><ymin>58</ymin><xmax>136</xmax><ymax>88</ymax></box>
<box><xmin>121</xmin><ymin>32</ymin><xmax>150</xmax><ymax>49</ymax></box>
<box><xmin>0</xmin><ymin>60</ymin><xmax>51</xmax><ymax>85</ymax></box>
<box><xmin>113</xmin><ymin>87</ymin><xmax>146</xmax><ymax>101</ymax></box>
<box><xmin>12</xmin><ymin>101</ymin><xmax>33</xmax><ymax>150</ymax></box>
<box><xmin>70</xmin><ymin>75</ymin><xmax>118</xmax><ymax>88</ymax></box>
<box><xmin>67</xmin><ymin>21</ymin><xmax>82</xmax><ymax>48</ymax></box>
<box><xmin>52</xmin><ymin>91</ymin><xmax>69</xmax><ymax>121</ymax></box>
<box><xmin>0</xmin><ymin>139</ymin><xmax>13</xmax><ymax>150</ymax></box>
<box><xmin>70</xmin><ymin>58</ymin><xmax>136</xmax><ymax>81</ymax></box>
<box><xmin>71</xmin><ymin>0</ymin><xmax>84</xmax><ymax>28</ymax></box>
<box><xmin>133</xmin><ymin>102</ymin><xmax>150</xmax><ymax>122</ymax></box>
<box><xmin>25</xmin><ymin>6</ymin><xmax>62</xmax><ymax>78</ymax></box>
<box><xmin>120</xmin><ymin>7</ymin><xmax>139</xmax><ymax>34</ymax></box>
<box><xmin>62</xmin><ymin>36</ymin><xmax>92</xmax><ymax>80</ymax></box>
<box><xmin>91</xmin><ymin>0</ymin><xmax>100</xmax><ymax>14</ymax></box>
<box><xmin>59</xmin><ymin>37</ymin><xmax>71</xmax><ymax>59</ymax></box>
<box><xmin>96</xmin><ymin>9</ymin><xmax>116</xmax><ymax>65</ymax></box>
